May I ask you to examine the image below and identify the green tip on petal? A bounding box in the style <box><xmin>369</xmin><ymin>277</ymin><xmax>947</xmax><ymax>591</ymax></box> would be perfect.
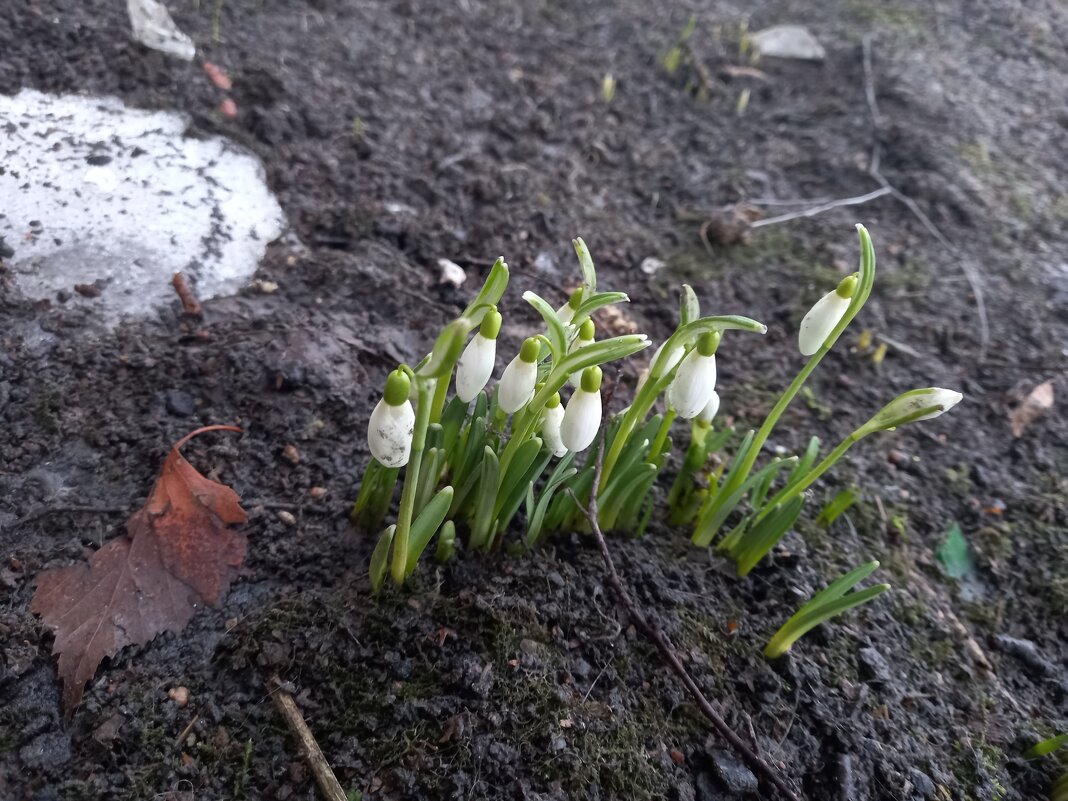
<box><xmin>481</xmin><ymin>308</ymin><xmax>502</xmax><ymax>340</ymax></box>
<box><xmin>836</xmin><ymin>274</ymin><xmax>859</xmax><ymax>299</ymax></box>
<box><xmin>546</xmin><ymin>391</ymin><xmax>562</xmax><ymax>409</ymax></box>
<box><xmin>696</xmin><ymin>330</ymin><xmax>721</xmax><ymax>357</ymax></box>
<box><xmin>578</xmin><ymin>318</ymin><xmax>596</xmax><ymax>340</ymax></box>
<box><xmin>580</xmin><ymin>365</ymin><xmax>603</xmax><ymax>393</ymax></box>
<box><xmin>383</xmin><ymin>368</ymin><xmax>411</xmax><ymax>406</ymax></box>
<box><xmin>519</xmin><ymin>336</ymin><xmax>541</xmax><ymax>363</ymax></box>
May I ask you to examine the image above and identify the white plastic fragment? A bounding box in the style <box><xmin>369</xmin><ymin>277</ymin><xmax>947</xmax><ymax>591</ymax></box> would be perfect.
<box><xmin>750</xmin><ymin>25</ymin><xmax>826</xmax><ymax>61</ymax></box>
<box><xmin>127</xmin><ymin>0</ymin><xmax>196</xmax><ymax>61</ymax></box>
<box><xmin>438</xmin><ymin>258</ymin><xmax>467</xmax><ymax>288</ymax></box>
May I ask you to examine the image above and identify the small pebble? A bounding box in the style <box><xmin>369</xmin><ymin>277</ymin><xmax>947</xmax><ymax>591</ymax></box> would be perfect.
<box><xmin>277</xmin><ymin>510</ymin><xmax>296</xmax><ymax>526</ymax></box>
<box><xmin>309</xmin><ymin>486</ymin><xmax>328</xmax><ymax>499</ymax></box>
<box><xmin>168</xmin><ymin>686</ymin><xmax>190</xmax><ymax>707</ymax></box>
<box><xmin>281</xmin><ymin>444</ymin><xmax>300</xmax><ymax>465</ymax></box>
<box><xmin>670</xmin><ymin>749</ymin><xmax>685</xmax><ymax>765</ymax></box>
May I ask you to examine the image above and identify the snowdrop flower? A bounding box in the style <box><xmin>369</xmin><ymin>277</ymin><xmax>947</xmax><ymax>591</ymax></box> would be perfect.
<box><xmin>568</xmin><ymin>318</ymin><xmax>596</xmax><ymax>386</ymax></box>
<box><xmin>367</xmin><ymin>368</ymin><xmax>415</xmax><ymax>467</ymax></box>
<box><xmin>798</xmin><ymin>274</ymin><xmax>858</xmax><ymax>356</ymax></box>
<box><xmin>863</xmin><ymin>387</ymin><xmax>964</xmax><ymax>433</ymax></box>
<box><xmin>697</xmin><ymin>390</ymin><xmax>721</xmax><ymax>425</ymax></box>
<box><xmin>561</xmin><ymin>366</ymin><xmax>603</xmax><ymax>453</ymax></box>
<box><xmin>540</xmin><ymin>393</ymin><xmax>568</xmax><ymax>457</ymax></box>
<box><xmin>556</xmin><ymin>288</ymin><xmax>583</xmax><ymax>324</ymax></box>
<box><xmin>666</xmin><ymin>332</ymin><xmax>719</xmax><ymax>419</ymax></box>
<box><xmin>455</xmin><ymin>309</ymin><xmax>501</xmax><ymax>402</ymax></box>
<box><xmin>635</xmin><ymin>340</ymin><xmax>685</xmax><ymax>394</ymax></box>
<box><xmin>498</xmin><ymin>337</ymin><xmax>541</xmax><ymax>414</ymax></box>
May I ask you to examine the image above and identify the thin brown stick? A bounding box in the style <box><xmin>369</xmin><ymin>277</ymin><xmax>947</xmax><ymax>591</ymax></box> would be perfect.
<box><xmin>174</xmin><ymin>713</ymin><xmax>201</xmax><ymax>748</ymax></box>
<box><xmin>577</xmin><ymin>445</ymin><xmax>804</xmax><ymax>801</ymax></box>
<box><xmin>267</xmin><ymin>676</ymin><xmax>347</xmax><ymax>801</ymax></box>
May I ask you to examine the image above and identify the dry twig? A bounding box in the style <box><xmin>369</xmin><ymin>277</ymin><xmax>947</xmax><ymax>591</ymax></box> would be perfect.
<box><xmin>576</xmin><ymin>445</ymin><xmax>804</xmax><ymax>801</ymax></box>
<box><xmin>267</xmin><ymin>676</ymin><xmax>347</xmax><ymax>801</ymax></box>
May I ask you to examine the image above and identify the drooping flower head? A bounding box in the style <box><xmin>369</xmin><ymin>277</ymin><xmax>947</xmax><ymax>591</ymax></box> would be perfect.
<box><xmin>556</xmin><ymin>288</ymin><xmax>584</xmax><ymax>325</ymax></box>
<box><xmin>498</xmin><ymin>336</ymin><xmax>541</xmax><ymax>414</ymax></box>
<box><xmin>568</xmin><ymin>317</ymin><xmax>596</xmax><ymax>386</ymax></box>
<box><xmin>455</xmin><ymin>308</ymin><xmax>501</xmax><ymax>402</ymax></box>
<box><xmin>561</xmin><ymin>366</ymin><xmax>603</xmax><ymax>453</ymax></box>
<box><xmin>667</xmin><ymin>331</ymin><xmax>719</xmax><ymax>419</ymax></box>
<box><xmin>367</xmin><ymin>367</ymin><xmax>415</xmax><ymax>467</ymax></box>
<box><xmin>798</xmin><ymin>274</ymin><xmax>857</xmax><ymax>356</ymax></box>
<box><xmin>541</xmin><ymin>392</ymin><xmax>568</xmax><ymax>458</ymax></box>
<box><xmin>860</xmin><ymin>387</ymin><xmax>964</xmax><ymax>435</ymax></box>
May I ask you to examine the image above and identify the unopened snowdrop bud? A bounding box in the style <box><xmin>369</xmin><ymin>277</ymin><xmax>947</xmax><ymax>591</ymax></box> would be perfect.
<box><xmin>498</xmin><ymin>337</ymin><xmax>541</xmax><ymax>414</ymax></box>
<box><xmin>568</xmin><ymin>318</ymin><xmax>597</xmax><ymax>386</ymax></box>
<box><xmin>861</xmin><ymin>387</ymin><xmax>964</xmax><ymax>434</ymax></box>
<box><xmin>556</xmin><ymin>288</ymin><xmax>584</xmax><ymax>324</ymax></box>
<box><xmin>697</xmin><ymin>390</ymin><xmax>721</xmax><ymax>425</ymax></box>
<box><xmin>561</xmin><ymin>366</ymin><xmax>603</xmax><ymax>453</ymax></box>
<box><xmin>798</xmin><ymin>274</ymin><xmax>857</xmax><ymax>356</ymax></box>
<box><xmin>455</xmin><ymin>309</ymin><xmax>501</xmax><ymax>402</ymax></box>
<box><xmin>368</xmin><ymin>368</ymin><xmax>415</xmax><ymax>467</ymax></box>
<box><xmin>666</xmin><ymin>332</ymin><xmax>719</xmax><ymax>419</ymax></box>
<box><xmin>541</xmin><ymin>393</ymin><xmax>568</xmax><ymax>458</ymax></box>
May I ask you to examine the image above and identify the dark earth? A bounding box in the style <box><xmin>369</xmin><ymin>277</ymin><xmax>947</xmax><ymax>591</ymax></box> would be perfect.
<box><xmin>2</xmin><ymin>1</ymin><xmax>1067</xmax><ymax>799</ymax></box>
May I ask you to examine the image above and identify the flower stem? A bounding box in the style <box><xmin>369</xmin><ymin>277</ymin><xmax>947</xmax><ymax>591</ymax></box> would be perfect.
<box><xmin>391</xmin><ymin>377</ymin><xmax>435</xmax><ymax>584</ymax></box>
<box><xmin>753</xmin><ymin>431</ymin><xmax>861</xmax><ymax>525</ymax></box>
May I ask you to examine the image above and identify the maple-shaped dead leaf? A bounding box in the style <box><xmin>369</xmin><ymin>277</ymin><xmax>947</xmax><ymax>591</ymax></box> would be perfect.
<box><xmin>31</xmin><ymin>426</ymin><xmax>247</xmax><ymax>713</ymax></box>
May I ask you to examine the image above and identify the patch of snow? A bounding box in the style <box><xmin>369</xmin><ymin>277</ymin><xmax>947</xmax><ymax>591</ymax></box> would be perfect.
<box><xmin>0</xmin><ymin>89</ymin><xmax>285</xmax><ymax>327</ymax></box>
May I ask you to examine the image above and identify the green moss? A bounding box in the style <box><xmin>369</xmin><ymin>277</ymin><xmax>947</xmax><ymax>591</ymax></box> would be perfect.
<box><xmin>665</xmin><ymin>230</ymin><xmax>835</xmax><ymax>288</ymax></box>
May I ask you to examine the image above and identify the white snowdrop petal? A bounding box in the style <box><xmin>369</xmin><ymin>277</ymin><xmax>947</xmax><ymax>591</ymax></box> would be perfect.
<box><xmin>667</xmin><ymin>351</ymin><xmax>717</xmax><ymax>419</ymax></box>
<box><xmin>498</xmin><ymin>355</ymin><xmax>537</xmax><ymax>414</ymax></box>
<box><xmin>560</xmin><ymin>389</ymin><xmax>602</xmax><ymax>453</ymax></box>
<box><xmin>367</xmin><ymin>399</ymin><xmax>415</xmax><ymax>467</ymax></box>
<box><xmin>541</xmin><ymin>403</ymin><xmax>568</xmax><ymax>458</ymax></box>
<box><xmin>557</xmin><ymin>302</ymin><xmax>576</xmax><ymax>324</ymax></box>
<box><xmin>910</xmin><ymin>389</ymin><xmax>964</xmax><ymax>421</ymax></box>
<box><xmin>455</xmin><ymin>333</ymin><xmax>496</xmax><ymax>402</ymax></box>
<box><xmin>798</xmin><ymin>289</ymin><xmax>851</xmax><ymax>356</ymax></box>
<box><xmin>698</xmin><ymin>390</ymin><xmax>721</xmax><ymax>424</ymax></box>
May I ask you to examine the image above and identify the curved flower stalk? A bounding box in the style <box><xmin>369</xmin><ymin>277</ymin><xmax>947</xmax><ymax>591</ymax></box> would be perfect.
<box><xmin>693</xmin><ymin>224</ymin><xmax>877</xmax><ymax>546</ymax></box>
<box><xmin>720</xmin><ymin>386</ymin><xmax>963</xmax><ymax>576</ymax></box>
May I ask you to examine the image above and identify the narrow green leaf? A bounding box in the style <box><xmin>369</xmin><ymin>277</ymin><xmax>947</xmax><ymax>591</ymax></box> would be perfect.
<box><xmin>571</xmin><ymin>291</ymin><xmax>629</xmax><ymax>324</ymax></box>
<box><xmin>556</xmin><ymin>334</ymin><xmax>650</xmax><ymax>380</ymax></box>
<box><xmin>805</xmin><ymin>560</ymin><xmax>881</xmax><ymax>609</ymax></box>
<box><xmin>817</xmin><ymin>487</ymin><xmax>859</xmax><ymax>528</ymax></box>
<box><xmin>765</xmin><ymin>582</ymin><xmax>890</xmax><ymax>659</ymax></box>
<box><xmin>734</xmin><ymin>496</ymin><xmax>805</xmax><ymax>576</ymax></box>
<box><xmin>369</xmin><ymin>525</ymin><xmax>395</xmax><ymax>593</ymax></box>
<box><xmin>470</xmin><ymin>447</ymin><xmax>499</xmax><ymax>550</ymax></box>
<box><xmin>405</xmin><ymin>486</ymin><xmax>454</xmax><ymax>575</ymax></box>
<box><xmin>1025</xmin><ymin>733</ymin><xmax>1068</xmax><ymax>759</ymax></box>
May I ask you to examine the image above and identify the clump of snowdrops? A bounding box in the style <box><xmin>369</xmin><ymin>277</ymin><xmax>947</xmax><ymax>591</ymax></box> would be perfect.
<box><xmin>354</xmin><ymin>225</ymin><xmax>963</xmax><ymax>649</ymax></box>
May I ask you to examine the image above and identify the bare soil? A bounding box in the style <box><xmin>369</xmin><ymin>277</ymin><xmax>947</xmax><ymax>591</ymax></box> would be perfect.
<box><xmin>1</xmin><ymin>1</ymin><xmax>1066</xmax><ymax>800</ymax></box>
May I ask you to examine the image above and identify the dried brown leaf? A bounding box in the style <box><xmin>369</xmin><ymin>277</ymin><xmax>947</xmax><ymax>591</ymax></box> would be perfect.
<box><xmin>1009</xmin><ymin>380</ymin><xmax>1054</xmax><ymax>437</ymax></box>
<box><xmin>31</xmin><ymin>426</ymin><xmax>247</xmax><ymax>713</ymax></box>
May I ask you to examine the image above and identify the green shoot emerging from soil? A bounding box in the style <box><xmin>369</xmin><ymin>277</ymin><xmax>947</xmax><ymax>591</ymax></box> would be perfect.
<box><xmin>354</xmin><ymin>225</ymin><xmax>963</xmax><ymax>599</ymax></box>
<box><xmin>764</xmin><ymin>561</ymin><xmax>890</xmax><ymax>659</ymax></box>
